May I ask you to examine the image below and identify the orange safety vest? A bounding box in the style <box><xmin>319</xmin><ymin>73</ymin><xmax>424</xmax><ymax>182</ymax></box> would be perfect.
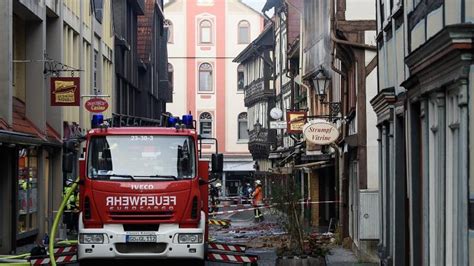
<box><xmin>252</xmin><ymin>186</ymin><xmax>263</xmax><ymax>205</ymax></box>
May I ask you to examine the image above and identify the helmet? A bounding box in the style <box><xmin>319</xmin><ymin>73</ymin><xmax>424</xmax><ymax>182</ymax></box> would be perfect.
<box><xmin>215</xmin><ymin>183</ymin><xmax>222</xmax><ymax>188</ymax></box>
<box><xmin>254</xmin><ymin>180</ymin><xmax>262</xmax><ymax>185</ymax></box>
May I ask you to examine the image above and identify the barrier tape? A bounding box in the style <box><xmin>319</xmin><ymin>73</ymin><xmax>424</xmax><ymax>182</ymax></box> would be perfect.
<box><xmin>209</xmin><ymin>201</ymin><xmax>341</xmax><ymax>215</ymax></box>
<box><xmin>208</xmin><ymin>219</ymin><xmax>231</xmax><ymax>226</ymax></box>
<box><xmin>207</xmin><ymin>252</ymin><xmax>258</xmax><ymax>264</ymax></box>
<box><xmin>208</xmin><ymin>242</ymin><xmax>247</xmax><ymax>253</ymax></box>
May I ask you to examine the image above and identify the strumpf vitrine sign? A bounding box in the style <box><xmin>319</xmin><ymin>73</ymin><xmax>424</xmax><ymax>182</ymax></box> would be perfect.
<box><xmin>50</xmin><ymin>77</ymin><xmax>80</xmax><ymax>106</ymax></box>
<box><xmin>303</xmin><ymin>121</ymin><xmax>339</xmax><ymax>145</ymax></box>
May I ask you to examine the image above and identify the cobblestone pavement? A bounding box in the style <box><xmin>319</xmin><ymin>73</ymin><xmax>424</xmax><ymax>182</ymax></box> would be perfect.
<box><xmin>326</xmin><ymin>247</ymin><xmax>378</xmax><ymax>266</ymax></box>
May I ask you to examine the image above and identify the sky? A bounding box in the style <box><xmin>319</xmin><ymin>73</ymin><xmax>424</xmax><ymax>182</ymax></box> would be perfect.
<box><xmin>241</xmin><ymin>0</ymin><xmax>267</xmax><ymax>13</ymax></box>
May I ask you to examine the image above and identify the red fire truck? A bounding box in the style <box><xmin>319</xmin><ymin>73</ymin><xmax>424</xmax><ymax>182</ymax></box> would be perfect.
<box><xmin>62</xmin><ymin>114</ymin><xmax>222</xmax><ymax>265</ymax></box>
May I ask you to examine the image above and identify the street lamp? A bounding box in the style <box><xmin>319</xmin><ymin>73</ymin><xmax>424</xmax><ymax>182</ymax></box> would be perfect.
<box><xmin>312</xmin><ymin>66</ymin><xmax>330</xmax><ymax>103</ymax></box>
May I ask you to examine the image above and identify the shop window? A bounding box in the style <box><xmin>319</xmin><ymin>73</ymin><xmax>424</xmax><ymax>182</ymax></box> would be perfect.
<box><xmin>199</xmin><ymin>112</ymin><xmax>213</xmax><ymax>138</ymax></box>
<box><xmin>17</xmin><ymin>147</ymin><xmax>38</xmax><ymax>237</ymax></box>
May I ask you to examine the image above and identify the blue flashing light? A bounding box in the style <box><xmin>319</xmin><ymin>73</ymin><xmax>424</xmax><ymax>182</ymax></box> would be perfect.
<box><xmin>168</xmin><ymin>116</ymin><xmax>179</xmax><ymax>127</ymax></box>
<box><xmin>91</xmin><ymin>114</ymin><xmax>104</xmax><ymax>128</ymax></box>
<box><xmin>182</xmin><ymin>113</ymin><xmax>193</xmax><ymax>128</ymax></box>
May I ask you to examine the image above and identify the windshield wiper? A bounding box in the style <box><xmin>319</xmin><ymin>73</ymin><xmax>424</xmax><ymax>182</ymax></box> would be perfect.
<box><xmin>104</xmin><ymin>174</ymin><xmax>137</xmax><ymax>181</ymax></box>
<box><xmin>145</xmin><ymin>175</ymin><xmax>179</xmax><ymax>180</ymax></box>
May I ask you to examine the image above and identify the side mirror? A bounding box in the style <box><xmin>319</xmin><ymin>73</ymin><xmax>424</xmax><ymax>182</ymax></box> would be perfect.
<box><xmin>62</xmin><ymin>153</ymin><xmax>74</xmax><ymax>173</ymax></box>
<box><xmin>211</xmin><ymin>153</ymin><xmax>223</xmax><ymax>173</ymax></box>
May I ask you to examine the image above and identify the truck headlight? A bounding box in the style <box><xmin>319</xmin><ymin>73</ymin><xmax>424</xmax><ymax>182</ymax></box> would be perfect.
<box><xmin>79</xmin><ymin>233</ymin><xmax>104</xmax><ymax>244</ymax></box>
<box><xmin>178</xmin><ymin>233</ymin><xmax>203</xmax><ymax>244</ymax></box>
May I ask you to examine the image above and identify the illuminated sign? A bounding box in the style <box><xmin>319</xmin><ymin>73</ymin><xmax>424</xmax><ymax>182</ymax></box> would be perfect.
<box><xmin>85</xmin><ymin>98</ymin><xmax>109</xmax><ymax>113</ymax></box>
<box><xmin>286</xmin><ymin>111</ymin><xmax>307</xmax><ymax>133</ymax></box>
<box><xmin>50</xmin><ymin>77</ymin><xmax>80</xmax><ymax>106</ymax></box>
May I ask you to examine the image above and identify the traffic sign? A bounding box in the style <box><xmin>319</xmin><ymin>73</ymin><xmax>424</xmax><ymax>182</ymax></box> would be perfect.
<box><xmin>270</xmin><ymin>121</ymin><xmax>287</xmax><ymax>129</ymax></box>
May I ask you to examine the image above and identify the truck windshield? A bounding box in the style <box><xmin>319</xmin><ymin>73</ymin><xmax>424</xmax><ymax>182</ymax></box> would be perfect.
<box><xmin>87</xmin><ymin>135</ymin><xmax>196</xmax><ymax>180</ymax></box>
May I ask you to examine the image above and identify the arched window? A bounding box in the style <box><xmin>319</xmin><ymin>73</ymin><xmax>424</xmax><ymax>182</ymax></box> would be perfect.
<box><xmin>238</xmin><ymin>20</ymin><xmax>250</xmax><ymax>44</ymax></box>
<box><xmin>238</xmin><ymin>112</ymin><xmax>248</xmax><ymax>140</ymax></box>
<box><xmin>168</xmin><ymin>63</ymin><xmax>174</xmax><ymax>92</ymax></box>
<box><xmin>199</xmin><ymin>19</ymin><xmax>212</xmax><ymax>44</ymax></box>
<box><xmin>199</xmin><ymin>112</ymin><xmax>213</xmax><ymax>138</ymax></box>
<box><xmin>237</xmin><ymin>64</ymin><xmax>245</xmax><ymax>91</ymax></box>
<box><xmin>199</xmin><ymin>63</ymin><xmax>213</xmax><ymax>92</ymax></box>
<box><xmin>165</xmin><ymin>20</ymin><xmax>173</xmax><ymax>43</ymax></box>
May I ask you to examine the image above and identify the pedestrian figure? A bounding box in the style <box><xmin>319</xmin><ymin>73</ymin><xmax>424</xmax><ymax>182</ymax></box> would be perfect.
<box><xmin>252</xmin><ymin>180</ymin><xmax>264</xmax><ymax>222</ymax></box>
<box><xmin>210</xmin><ymin>182</ymin><xmax>221</xmax><ymax>214</ymax></box>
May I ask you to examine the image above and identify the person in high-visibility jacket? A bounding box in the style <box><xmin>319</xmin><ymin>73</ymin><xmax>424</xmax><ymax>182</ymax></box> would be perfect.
<box><xmin>63</xmin><ymin>180</ymin><xmax>79</xmax><ymax>233</ymax></box>
<box><xmin>252</xmin><ymin>180</ymin><xmax>264</xmax><ymax>222</ymax></box>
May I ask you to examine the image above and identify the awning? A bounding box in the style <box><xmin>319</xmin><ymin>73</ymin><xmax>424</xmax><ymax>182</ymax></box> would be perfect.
<box><xmin>294</xmin><ymin>161</ymin><xmax>334</xmax><ymax>171</ymax></box>
<box><xmin>223</xmin><ymin>161</ymin><xmax>255</xmax><ymax>172</ymax></box>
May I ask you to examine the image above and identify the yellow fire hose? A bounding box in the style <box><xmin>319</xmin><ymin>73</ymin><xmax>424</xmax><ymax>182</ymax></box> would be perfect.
<box><xmin>49</xmin><ymin>177</ymin><xmax>80</xmax><ymax>266</ymax></box>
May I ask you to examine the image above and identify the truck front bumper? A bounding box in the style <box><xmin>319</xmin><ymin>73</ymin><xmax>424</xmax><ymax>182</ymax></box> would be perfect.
<box><xmin>77</xmin><ymin>212</ymin><xmax>206</xmax><ymax>260</ymax></box>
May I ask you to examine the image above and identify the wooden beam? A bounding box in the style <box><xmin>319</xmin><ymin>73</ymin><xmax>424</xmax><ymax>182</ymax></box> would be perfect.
<box><xmin>337</xmin><ymin>20</ymin><xmax>377</xmax><ymax>32</ymax></box>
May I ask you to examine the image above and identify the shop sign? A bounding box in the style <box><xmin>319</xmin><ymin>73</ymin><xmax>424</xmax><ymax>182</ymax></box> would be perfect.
<box><xmin>50</xmin><ymin>77</ymin><xmax>80</xmax><ymax>106</ymax></box>
<box><xmin>286</xmin><ymin>111</ymin><xmax>306</xmax><ymax>133</ymax></box>
<box><xmin>85</xmin><ymin>98</ymin><xmax>109</xmax><ymax>113</ymax></box>
<box><xmin>303</xmin><ymin>121</ymin><xmax>339</xmax><ymax>145</ymax></box>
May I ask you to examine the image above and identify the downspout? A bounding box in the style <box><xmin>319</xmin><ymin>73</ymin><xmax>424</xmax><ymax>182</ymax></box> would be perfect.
<box><xmin>330</xmin><ymin>0</ymin><xmax>343</xmax><ymax>238</ymax></box>
<box><xmin>331</xmin><ymin>32</ymin><xmax>377</xmax><ymax>50</ymax></box>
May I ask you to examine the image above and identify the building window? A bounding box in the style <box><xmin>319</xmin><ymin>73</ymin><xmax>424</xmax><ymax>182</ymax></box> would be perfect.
<box><xmin>199</xmin><ymin>19</ymin><xmax>212</xmax><ymax>44</ymax></box>
<box><xmin>199</xmin><ymin>112</ymin><xmax>213</xmax><ymax>138</ymax></box>
<box><xmin>94</xmin><ymin>50</ymin><xmax>98</xmax><ymax>93</ymax></box>
<box><xmin>237</xmin><ymin>64</ymin><xmax>245</xmax><ymax>91</ymax></box>
<box><xmin>92</xmin><ymin>0</ymin><xmax>103</xmax><ymax>23</ymax></box>
<box><xmin>238</xmin><ymin>112</ymin><xmax>248</xmax><ymax>140</ymax></box>
<box><xmin>165</xmin><ymin>20</ymin><xmax>173</xmax><ymax>43</ymax></box>
<box><xmin>168</xmin><ymin>63</ymin><xmax>174</xmax><ymax>93</ymax></box>
<box><xmin>199</xmin><ymin>63</ymin><xmax>213</xmax><ymax>92</ymax></box>
<box><xmin>238</xmin><ymin>20</ymin><xmax>250</xmax><ymax>44</ymax></box>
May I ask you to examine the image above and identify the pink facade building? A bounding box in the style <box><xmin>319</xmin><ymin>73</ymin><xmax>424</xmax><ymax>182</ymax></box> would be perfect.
<box><xmin>165</xmin><ymin>0</ymin><xmax>264</xmax><ymax>196</ymax></box>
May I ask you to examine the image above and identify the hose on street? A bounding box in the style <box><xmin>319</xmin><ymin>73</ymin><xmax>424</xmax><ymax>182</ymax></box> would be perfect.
<box><xmin>49</xmin><ymin>176</ymin><xmax>80</xmax><ymax>266</ymax></box>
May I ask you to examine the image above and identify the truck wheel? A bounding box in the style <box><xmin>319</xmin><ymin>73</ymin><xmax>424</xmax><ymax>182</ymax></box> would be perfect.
<box><xmin>79</xmin><ymin>259</ymin><xmax>101</xmax><ymax>266</ymax></box>
<box><xmin>190</xmin><ymin>259</ymin><xmax>206</xmax><ymax>266</ymax></box>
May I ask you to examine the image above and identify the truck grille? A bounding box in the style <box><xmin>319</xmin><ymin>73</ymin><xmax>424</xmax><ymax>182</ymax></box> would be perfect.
<box><xmin>115</xmin><ymin>243</ymin><xmax>167</xmax><ymax>254</ymax></box>
<box><xmin>109</xmin><ymin>211</ymin><xmax>174</xmax><ymax>220</ymax></box>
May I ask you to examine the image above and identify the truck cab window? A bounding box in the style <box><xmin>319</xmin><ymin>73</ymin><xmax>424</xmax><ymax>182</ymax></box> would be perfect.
<box><xmin>87</xmin><ymin>135</ymin><xmax>196</xmax><ymax>180</ymax></box>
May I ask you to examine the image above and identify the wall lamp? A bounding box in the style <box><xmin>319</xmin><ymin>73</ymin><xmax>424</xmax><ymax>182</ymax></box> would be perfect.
<box><xmin>312</xmin><ymin>66</ymin><xmax>330</xmax><ymax>103</ymax></box>
<box><xmin>311</xmin><ymin>65</ymin><xmax>342</xmax><ymax>121</ymax></box>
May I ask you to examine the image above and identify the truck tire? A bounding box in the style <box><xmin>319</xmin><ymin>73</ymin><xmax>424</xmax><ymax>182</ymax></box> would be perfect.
<box><xmin>79</xmin><ymin>259</ymin><xmax>101</xmax><ymax>266</ymax></box>
<box><xmin>190</xmin><ymin>259</ymin><xmax>206</xmax><ymax>266</ymax></box>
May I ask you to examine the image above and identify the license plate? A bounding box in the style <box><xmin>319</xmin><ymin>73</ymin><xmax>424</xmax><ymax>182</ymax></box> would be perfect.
<box><xmin>126</xmin><ymin>235</ymin><xmax>157</xmax><ymax>243</ymax></box>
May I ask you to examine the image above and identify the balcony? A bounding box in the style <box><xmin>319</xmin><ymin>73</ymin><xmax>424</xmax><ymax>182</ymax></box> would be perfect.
<box><xmin>248</xmin><ymin>126</ymin><xmax>277</xmax><ymax>160</ymax></box>
<box><xmin>244</xmin><ymin>78</ymin><xmax>275</xmax><ymax>107</ymax></box>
